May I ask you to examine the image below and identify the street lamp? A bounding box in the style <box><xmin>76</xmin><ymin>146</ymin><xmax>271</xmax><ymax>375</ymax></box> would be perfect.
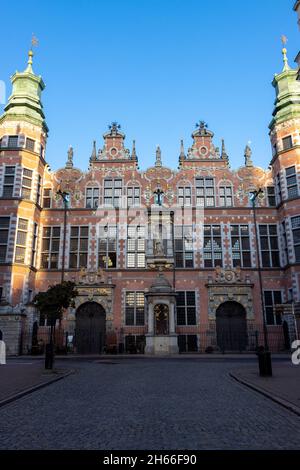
<box><xmin>249</xmin><ymin>189</ymin><xmax>272</xmax><ymax>377</ymax></box>
<box><xmin>57</xmin><ymin>189</ymin><xmax>69</xmax><ymax>283</ymax></box>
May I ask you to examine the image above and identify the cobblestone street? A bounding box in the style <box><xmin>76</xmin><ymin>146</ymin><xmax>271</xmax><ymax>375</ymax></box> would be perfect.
<box><xmin>0</xmin><ymin>358</ymin><xmax>299</xmax><ymax>450</ymax></box>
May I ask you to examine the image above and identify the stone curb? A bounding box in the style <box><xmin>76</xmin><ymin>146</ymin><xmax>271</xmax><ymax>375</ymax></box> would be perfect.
<box><xmin>0</xmin><ymin>369</ymin><xmax>75</xmax><ymax>409</ymax></box>
<box><xmin>229</xmin><ymin>372</ymin><xmax>300</xmax><ymax>417</ymax></box>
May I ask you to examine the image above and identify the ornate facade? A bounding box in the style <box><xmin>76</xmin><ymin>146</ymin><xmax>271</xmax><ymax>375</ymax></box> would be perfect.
<box><xmin>1</xmin><ymin>38</ymin><xmax>300</xmax><ymax>355</ymax></box>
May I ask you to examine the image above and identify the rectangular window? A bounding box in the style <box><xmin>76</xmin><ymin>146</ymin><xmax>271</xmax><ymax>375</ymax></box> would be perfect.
<box><xmin>42</xmin><ymin>188</ymin><xmax>52</xmax><ymax>208</ymax></box>
<box><xmin>86</xmin><ymin>187</ymin><xmax>99</xmax><ymax>209</ymax></box>
<box><xmin>125</xmin><ymin>291</ymin><xmax>145</xmax><ymax>326</ymax></box>
<box><xmin>8</xmin><ymin>135</ymin><xmax>18</xmax><ymax>148</ymax></box>
<box><xmin>219</xmin><ymin>186</ymin><xmax>233</xmax><ymax>207</ymax></box>
<box><xmin>36</xmin><ymin>175</ymin><xmax>42</xmax><ymax>205</ymax></box>
<box><xmin>41</xmin><ymin>226</ymin><xmax>61</xmax><ymax>269</ymax></box>
<box><xmin>0</xmin><ymin>217</ymin><xmax>9</xmax><ymax>263</ymax></box>
<box><xmin>196</xmin><ymin>178</ymin><xmax>215</xmax><ymax>207</ymax></box>
<box><xmin>3</xmin><ymin>166</ymin><xmax>15</xmax><ymax>197</ymax></box>
<box><xmin>98</xmin><ymin>225</ymin><xmax>117</xmax><ymax>269</ymax></box>
<box><xmin>104</xmin><ymin>179</ymin><xmax>122</xmax><ymax>207</ymax></box>
<box><xmin>174</xmin><ymin>225</ymin><xmax>194</xmax><ymax>268</ymax></box>
<box><xmin>69</xmin><ymin>226</ymin><xmax>89</xmax><ymax>269</ymax></box>
<box><xmin>25</xmin><ymin>138</ymin><xmax>35</xmax><ymax>152</ymax></box>
<box><xmin>178</xmin><ymin>187</ymin><xmax>192</xmax><ymax>206</ymax></box>
<box><xmin>267</xmin><ymin>186</ymin><xmax>276</xmax><ymax>207</ymax></box>
<box><xmin>178</xmin><ymin>335</ymin><xmax>198</xmax><ymax>352</ymax></box>
<box><xmin>15</xmin><ymin>218</ymin><xmax>28</xmax><ymax>263</ymax></box>
<box><xmin>258</xmin><ymin>225</ymin><xmax>280</xmax><ymax>267</ymax></box>
<box><xmin>21</xmin><ymin>168</ymin><xmax>33</xmax><ymax>199</ymax></box>
<box><xmin>286</xmin><ymin>166</ymin><xmax>298</xmax><ymax>199</ymax></box>
<box><xmin>282</xmin><ymin>135</ymin><xmax>293</xmax><ymax>151</ymax></box>
<box><xmin>291</xmin><ymin>216</ymin><xmax>300</xmax><ymax>263</ymax></box>
<box><xmin>275</xmin><ymin>174</ymin><xmax>282</xmax><ymax>204</ymax></box>
<box><xmin>40</xmin><ymin>144</ymin><xmax>44</xmax><ymax>159</ymax></box>
<box><xmin>176</xmin><ymin>291</ymin><xmax>196</xmax><ymax>326</ymax></box>
<box><xmin>231</xmin><ymin>225</ymin><xmax>251</xmax><ymax>267</ymax></box>
<box><xmin>281</xmin><ymin>220</ymin><xmax>288</xmax><ymax>265</ymax></box>
<box><xmin>125</xmin><ymin>335</ymin><xmax>146</xmax><ymax>353</ymax></box>
<box><xmin>264</xmin><ymin>290</ymin><xmax>282</xmax><ymax>325</ymax></box>
<box><xmin>31</xmin><ymin>222</ymin><xmax>38</xmax><ymax>267</ymax></box>
<box><xmin>127</xmin><ymin>187</ymin><xmax>140</xmax><ymax>207</ymax></box>
<box><xmin>203</xmin><ymin>225</ymin><xmax>223</xmax><ymax>267</ymax></box>
<box><xmin>127</xmin><ymin>226</ymin><xmax>145</xmax><ymax>268</ymax></box>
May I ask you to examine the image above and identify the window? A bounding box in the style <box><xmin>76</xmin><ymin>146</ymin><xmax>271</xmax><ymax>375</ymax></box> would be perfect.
<box><xmin>258</xmin><ymin>225</ymin><xmax>280</xmax><ymax>267</ymax></box>
<box><xmin>25</xmin><ymin>138</ymin><xmax>35</xmax><ymax>152</ymax></box>
<box><xmin>42</xmin><ymin>188</ymin><xmax>52</xmax><ymax>208</ymax></box>
<box><xmin>174</xmin><ymin>225</ymin><xmax>194</xmax><ymax>268</ymax></box>
<box><xmin>0</xmin><ymin>217</ymin><xmax>9</xmax><ymax>263</ymax></box>
<box><xmin>282</xmin><ymin>135</ymin><xmax>293</xmax><ymax>151</ymax></box>
<box><xmin>86</xmin><ymin>187</ymin><xmax>99</xmax><ymax>209</ymax></box>
<box><xmin>275</xmin><ymin>174</ymin><xmax>282</xmax><ymax>204</ymax></box>
<box><xmin>291</xmin><ymin>216</ymin><xmax>300</xmax><ymax>263</ymax></box>
<box><xmin>21</xmin><ymin>168</ymin><xmax>33</xmax><ymax>199</ymax></box>
<box><xmin>281</xmin><ymin>220</ymin><xmax>288</xmax><ymax>265</ymax></box>
<box><xmin>178</xmin><ymin>187</ymin><xmax>192</xmax><ymax>206</ymax></box>
<box><xmin>69</xmin><ymin>226</ymin><xmax>89</xmax><ymax>268</ymax></box>
<box><xmin>8</xmin><ymin>135</ymin><xmax>18</xmax><ymax>148</ymax></box>
<box><xmin>98</xmin><ymin>225</ymin><xmax>117</xmax><ymax>268</ymax></box>
<box><xmin>196</xmin><ymin>178</ymin><xmax>215</xmax><ymax>207</ymax></box>
<box><xmin>267</xmin><ymin>186</ymin><xmax>276</xmax><ymax>207</ymax></box>
<box><xmin>286</xmin><ymin>166</ymin><xmax>298</xmax><ymax>199</ymax></box>
<box><xmin>104</xmin><ymin>179</ymin><xmax>122</xmax><ymax>207</ymax></box>
<box><xmin>176</xmin><ymin>291</ymin><xmax>196</xmax><ymax>325</ymax></box>
<box><xmin>178</xmin><ymin>335</ymin><xmax>198</xmax><ymax>352</ymax></box>
<box><xmin>127</xmin><ymin>186</ymin><xmax>140</xmax><ymax>207</ymax></box>
<box><xmin>125</xmin><ymin>292</ymin><xmax>145</xmax><ymax>326</ymax></box>
<box><xmin>31</xmin><ymin>223</ymin><xmax>38</xmax><ymax>267</ymax></box>
<box><xmin>15</xmin><ymin>218</ymin><xmax>28</xmax><ymax>263</ymax></box>
<box><xmin>127</xmin><ymin>226</ymin><xmax>145</xmax><ymax>268</ymax></box>
<box><xmin>125</xmin><ymin>335</ymin><xmax>145</xmax><ymax>353</ymax></box>
<box><xmin>36</xmin><ymin>175</ymin><xmax>42</xmax><ymax>205</ymax></box>
<box><xmin>3</xmin><ymin>166</ymin><xmax>15</xmax><ymax>197</ymax></box>
<box><xmin>203</xmin><ymin>225</ymin><xmax>223</xmax><ymax>267</ymax></box>
<box><xmin>264</xmin><ymin>291</ymin><xmax>282</xmax><ymax>325</ymax></box>
<box><xmin>219</xmin><ymin>186</ymin><xmax>233</xmax><ymax>207</ymax></box>
<box><xmin>231</xmin><ymin>225</ymin><xmax>251</xmax><ymax>267</ymax></box>
<box><xmin>40</xmin><ymin>144</ymin><xmax>44</xmax><ymax>159</ymax></box>
<box><xmin>41</xmin><ymin>226</ymin><xmax>61</xmax><ymax>269</ymax></box>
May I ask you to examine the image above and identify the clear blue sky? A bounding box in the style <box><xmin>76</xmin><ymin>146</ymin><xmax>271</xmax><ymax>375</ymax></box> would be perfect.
<box><xmin>0</xmin><ymin>0</ymin><xmax>298</xmax><ymax>171</ymax></box>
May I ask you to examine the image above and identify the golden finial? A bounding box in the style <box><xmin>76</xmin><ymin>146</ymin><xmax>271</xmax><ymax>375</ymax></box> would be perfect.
<box><xmin>26</xmin><ymin>34</ymin><xmax>38</xmax><ymax>70</ymax></box>
<box><xmin>281</xmin><ymin>35</ymin><xmax>290</xmax><ymax>71</ymax></box>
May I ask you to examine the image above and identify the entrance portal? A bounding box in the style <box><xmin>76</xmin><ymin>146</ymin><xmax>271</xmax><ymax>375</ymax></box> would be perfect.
<box><xmin>216</xmin><ymin>301</ymin><xmax>247</xmax><ymax>352</ymax></box>
<box><xmin>75</xmin><ymin>302</ymin><xmax>106</xmax><ymax>354</ymax></box>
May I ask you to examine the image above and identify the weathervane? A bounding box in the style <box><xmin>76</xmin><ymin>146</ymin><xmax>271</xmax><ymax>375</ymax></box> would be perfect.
<box><xmin>31</xmin><ymin>34</ymin><xmax>39</xmax><ymax>49</ymax></box>
<box><xmin>281</xmin><ymin>35</ymin><xmax>288</xmax><ymax>47</ymax></box>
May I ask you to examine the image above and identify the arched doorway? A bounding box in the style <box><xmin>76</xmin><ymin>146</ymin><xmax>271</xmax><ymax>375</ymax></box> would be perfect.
<box><xmin>154</xmin><ymin>304</ymin><xmax>169</xmax><ymax>335</ymax></box>
<box><xmin>75</xmin><ymin>302</ymin><xmax>106</xmax><ymax>354</ymax></box>
<box><xmin>216</xmin><ymin>301</ymin><xmax>247</xmax><ymax>352</ymax></box>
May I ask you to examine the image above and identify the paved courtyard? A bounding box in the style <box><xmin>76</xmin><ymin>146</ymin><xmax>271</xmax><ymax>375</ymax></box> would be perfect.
<box><xmin>0</xmin><ymin>358</ymin><xmax>299</xmax><ymax>450</ymax></box>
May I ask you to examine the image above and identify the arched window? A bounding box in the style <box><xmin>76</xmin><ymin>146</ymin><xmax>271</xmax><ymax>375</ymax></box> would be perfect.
<box><xmin>86</xmin><ymin>186</ymin><xmax>99</xmax><ymax>209</ymax></box>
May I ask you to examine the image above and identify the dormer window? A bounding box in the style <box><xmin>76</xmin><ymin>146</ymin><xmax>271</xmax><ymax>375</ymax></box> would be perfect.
<box><xmin>196</xmin><ymin>178</ymin><xmax>215</xmax><ymax>207</ymax></box>
<box><xmin>104</xmin><ymin>179</ymin><xmax>122</xmax><ymax>207</ymax></box>
<box><xmin>282</xmin><ymin>135</ymin><xmax>293</xmax><ymax>151</ymax></box>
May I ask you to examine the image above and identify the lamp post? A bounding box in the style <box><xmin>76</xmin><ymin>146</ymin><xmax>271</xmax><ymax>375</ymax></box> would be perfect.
<box><xmin>250</xmin><ymin>189</ymin><xmax>272</xmax><ymax>377</ymax></box>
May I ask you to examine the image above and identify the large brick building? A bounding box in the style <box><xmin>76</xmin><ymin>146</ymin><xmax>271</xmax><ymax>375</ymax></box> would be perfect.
<box><xmin>1</xmin><ymin>34</ymin><xmax>300</xmax><ymax>355</ymax></box>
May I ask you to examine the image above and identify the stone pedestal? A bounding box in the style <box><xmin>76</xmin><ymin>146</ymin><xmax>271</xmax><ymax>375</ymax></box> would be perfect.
<box><xmin>145</xmin><ymin>334</ymin><xmax>179</xmax><ymax>355</ymax></box>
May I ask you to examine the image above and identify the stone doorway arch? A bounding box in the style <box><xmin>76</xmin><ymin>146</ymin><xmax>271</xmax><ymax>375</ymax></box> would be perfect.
<box><xmin>75</xmin><ymin>302</ymin><xmax>106</xmax><ymax>354</ymax></box>
<box><xmin>216</xmin><ymin>301</ymin><xmax>247</xmax><ymax>352</ymax></box>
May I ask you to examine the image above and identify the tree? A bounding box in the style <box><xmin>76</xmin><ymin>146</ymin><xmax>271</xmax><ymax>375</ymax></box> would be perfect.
<box><xmin>34</xmin><ymin>281</ymin><xmax>78</xmax><ymax>368</ymax></box>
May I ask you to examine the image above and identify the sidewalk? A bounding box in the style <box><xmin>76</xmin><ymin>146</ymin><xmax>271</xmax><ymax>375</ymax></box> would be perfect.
<box><xmin>0</xmin><ymin>360</ymin><xmax>73</xmax><ymax>406</ymax></box>
<box><xmin>230</xmin><ymin>362</ymin><xmax>300</xmax><ymax>416</ymax></box>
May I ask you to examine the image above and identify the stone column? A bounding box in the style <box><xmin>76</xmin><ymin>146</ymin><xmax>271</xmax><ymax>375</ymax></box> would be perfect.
<box><xmin>148</xmin><ymin>302</ymin><xmax>154</xmax><ymax>334</ymax></box>
<box><xmin>169</xmin><ymin>302</ymin><xmax>176</xmax><ymax>334</ymax></box>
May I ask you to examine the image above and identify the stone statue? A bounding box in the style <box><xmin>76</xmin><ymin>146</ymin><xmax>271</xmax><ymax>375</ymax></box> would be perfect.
<box><xmin>66</xmin><ymin>146</ymin><xmax>74</xmax><ymax>169</ymax></box>
<box><xmin>154</xmin><ymin>238</ymin><xmax>164</xmax><ymax>257</ymax></box>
